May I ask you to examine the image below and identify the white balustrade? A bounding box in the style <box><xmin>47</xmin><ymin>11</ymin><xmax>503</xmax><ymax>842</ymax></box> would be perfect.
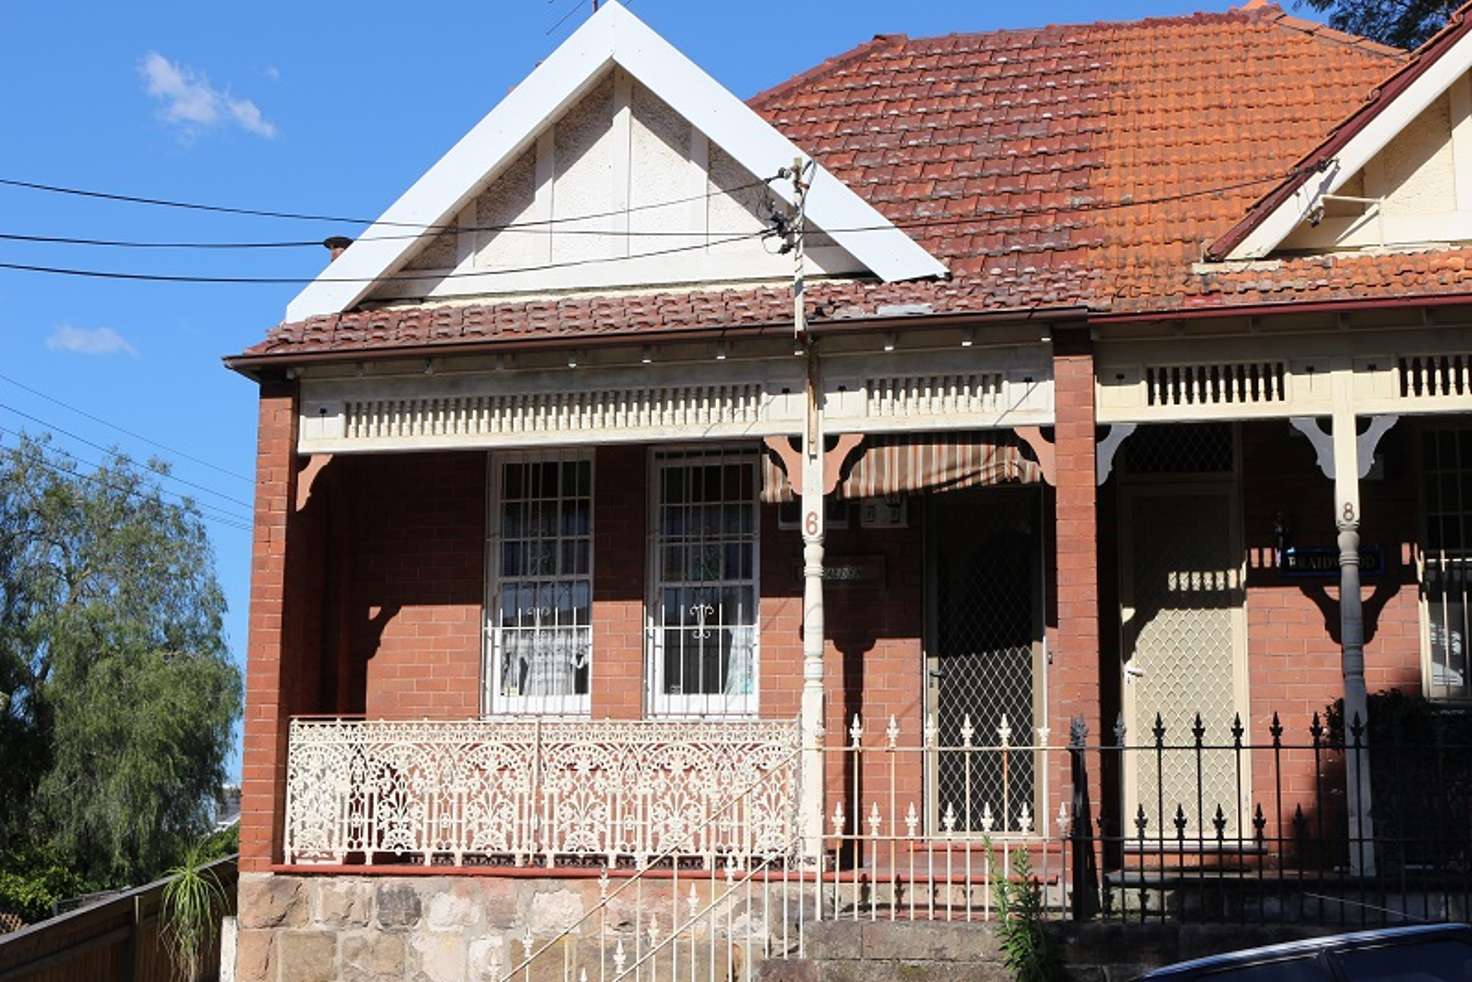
<box><xmin>283</xmin><ymin>717</ymin><xmax>801</xmax><ymax>866</ymax></box>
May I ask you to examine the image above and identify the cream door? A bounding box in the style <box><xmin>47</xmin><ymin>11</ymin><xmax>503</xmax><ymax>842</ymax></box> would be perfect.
<box><xmin>1119</xmin><ymin>483</ymin><xmax>1250</xmax><ymax>840</ymax></box>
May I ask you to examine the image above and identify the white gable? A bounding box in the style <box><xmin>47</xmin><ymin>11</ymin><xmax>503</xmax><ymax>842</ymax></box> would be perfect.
<box><xmin>370</xmin><ymin>68</ymin><xmax>866</xmax><ymax>304</ymax></box>
<box><xmin>1225</xmin><ymin>26</ymin><xmax>1472</xmax><ymax>260</ymax></box>
<box><xmin>286</xmin><ymin>2</ymin><xmax>945</xmax><ymax>321</ymax></box>
<box><xmin>1278</xmin><ymin>72</ymin><xmax>1472</xmax><ymax>253</ymax></box>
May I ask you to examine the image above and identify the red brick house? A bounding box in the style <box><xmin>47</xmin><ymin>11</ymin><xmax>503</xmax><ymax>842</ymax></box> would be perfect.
<box><xmin>226</xmin><ymin>2</ymin><xmax>1472</xmax><ymax>978</ymax></box>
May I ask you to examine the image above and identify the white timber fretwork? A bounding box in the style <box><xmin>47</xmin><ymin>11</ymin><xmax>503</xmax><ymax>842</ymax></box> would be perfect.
<box><xmin>295</xmin><ymin>345</ymin><xmax>1053</xmax><ymax>453</ymax></box>
<box><xmin>822</xmin><ymin>346</ymin><xmax>1052</xmax><ymax>434</ymax></box>
<box><xmin>299</xmin><ymin>361</ymin><xmax>805</xmax><ymax>452</ymax></box>
<box><xmin>1096</xmin><ymin>328</ymin><xmax>1472</xmax><ymax>424</ymax></box>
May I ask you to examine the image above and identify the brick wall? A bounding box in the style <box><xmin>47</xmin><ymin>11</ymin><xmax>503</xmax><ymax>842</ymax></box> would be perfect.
<box><xmin>332</xmin><ymin>445</ymin><xmax>648</xmax><ymax>720</ymax></box>
<box><xmin>1050</xmin><ymin>328</ymin><xmax>1103</xmax><ymax>829</ymax></box>
<box><xmin>1240</xmin><ymin>420</ymin><xmax>1422</xmax><ymax>728</ymax></box>
<box><xmin>339</xmin><ymin>452</ymin><xmax>487</xmax><ymax>719</ymax></box>
<box><xmin>1090</xmin><ymin>419</ymin><xmax>1426</xmax><ymax>842</ymax></box>
<box><xmin>240</xmin><ymin>381</ymin><xmax>307</xmax><ymax>872</ymax></box>
<box><xmin>1239</xmin><ymin>419</ymin><xmax>1422</xmax><ymax>824</ymax></box>
<box><xmin>241</xmin><ymin>395</ymin><xmax>1436</xmax><ymax>873</ymax></box>
<box><xmin>760</xmin><ymin>504</ymin><xmax>928</xmax><ymax>812</ymax></box>
<box><xmin>590</xmin><ymin>445</ymin><xmax>648</xmax><ymax>719</ymax></box>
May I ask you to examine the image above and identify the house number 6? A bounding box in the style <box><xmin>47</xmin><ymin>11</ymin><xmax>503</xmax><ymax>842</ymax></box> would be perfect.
<box><xmin>804</xmin><ymin>511</ymin><xmax>820</xmax><ymax>536</ymax></box>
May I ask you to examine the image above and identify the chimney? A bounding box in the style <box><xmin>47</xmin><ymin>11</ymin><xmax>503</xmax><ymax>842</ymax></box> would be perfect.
<box><xmin>323</xmin><ymin>236</ymin><xmax>353</xmax><ymax>262</ymax></box>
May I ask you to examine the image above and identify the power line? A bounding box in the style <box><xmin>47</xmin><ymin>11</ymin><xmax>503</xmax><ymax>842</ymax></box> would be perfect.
<box><xmin>0</xmin><ymin>371</ymin><xmax>253</xmax><ymax>483</ymax></box>
<box><xmin>0</xmin><ymin>175</ymin><xmax>775</xmax><ymax>234</ymax></box>
<box><xmin>0</xmin><ymin>231</ymin><xmax>768</xmax><ymax>286</ymax></box>
<box><xmin>0</xmin><ymin>402</ymin><xmax>254</xmax><ymax>514</ymax></box>
<box><xmin>546</xmin><ymin>0</ymin><xmax>587</xmax><ymax>36</ymax></box>
<box><xmin>0</xmin><ymin>173</ymin><xmax>1285</xmax><ymax>252</ymax></box>
<box><xmin>0</xmin><ymin>427</ymin><xmax>252</xmax><ymax>532</ymax></box>
<box><xmin>0</xmin><ymin>226</ymin><xmax>749</xmax><ymax>249</ymax></box>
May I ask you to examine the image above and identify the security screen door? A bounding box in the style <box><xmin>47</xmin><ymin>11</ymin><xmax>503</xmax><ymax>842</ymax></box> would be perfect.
<box><xmin>1118</xmin><ymin>424</ymin><xmax>1249</xmax><ymax>840</ymax></box>
<box><xmin>925</xmin><ymin>487</ymin><xmax>1045</xmax><ymax>835</ymax></box>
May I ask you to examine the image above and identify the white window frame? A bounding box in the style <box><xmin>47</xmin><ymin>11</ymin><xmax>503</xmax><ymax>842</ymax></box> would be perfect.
<box><xmin>646</xmin><ymin>446</ymin><xmax>762</xmax><ymax>718</ymax></box>
<box><xmin>484</xmin><ymin>449</ymin><xmax>595</xmax><ymax>716</ymax></box>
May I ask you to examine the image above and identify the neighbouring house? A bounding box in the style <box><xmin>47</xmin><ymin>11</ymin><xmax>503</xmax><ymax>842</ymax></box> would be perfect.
<box><xmin>226</xmin><ymin>2</ymin><xmax>1472</xmax><ymax>979</ymax></box>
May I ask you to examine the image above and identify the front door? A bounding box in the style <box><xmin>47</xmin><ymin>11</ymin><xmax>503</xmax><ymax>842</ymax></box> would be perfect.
<box><xmin>1119</xmin><ymin>476</ymin><xmax>1250</xmax><ymax>840</ymax></box>
<box><xmin>926</xmin><ymin>487</ymin><xmax>1045</xmax><ymax>835</ymax></box>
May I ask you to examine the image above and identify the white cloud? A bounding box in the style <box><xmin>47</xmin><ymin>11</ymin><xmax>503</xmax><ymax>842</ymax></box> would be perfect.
<box><xmin>264</xmin><ymin>65</ymin><xmax>281</xmax><ymax>81</ymax></box>
<box><xmin>46</xmin><ymin>325</ymin><xmax>137</xmax><ymax>357</ymax></box>
<box><xmin>138</xmin><ymin>52</ymin><xmax>278</xmax><ymax>140</ymax></box>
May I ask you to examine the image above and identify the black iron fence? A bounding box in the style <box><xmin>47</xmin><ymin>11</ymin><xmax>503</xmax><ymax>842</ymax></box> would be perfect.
<box><xmin>819</xmin><ymin>701</ymin><xmax>1472</xmax><ymax>926</ymax></box>
<box><xmin>1071</xmin><ymin>701</ymin><xmax>1472</xmax><ymax>926</ymax></box>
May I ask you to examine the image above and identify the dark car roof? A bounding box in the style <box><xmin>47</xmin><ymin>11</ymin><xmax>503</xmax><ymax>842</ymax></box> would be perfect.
<box><xmin>1141</xmin><ymin>924</ymin><xmax>1472</xmax><ymax>980</ymax></box>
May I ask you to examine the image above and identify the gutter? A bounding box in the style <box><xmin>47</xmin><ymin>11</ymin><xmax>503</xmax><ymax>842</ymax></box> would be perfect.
<box><xmin>1090</xmin><ymin>289</ymin><xmax>1472</xmax><ymax>326</ymax></box>
<box><xmin>223</xmin><ymin>286</ymin><xmax>1472</xmax><ymax>380</ymax></box>
<box><xmin>221</xmin><ymin>304</ymin><xmax>1090</xmax><ymax>378</ymax></box>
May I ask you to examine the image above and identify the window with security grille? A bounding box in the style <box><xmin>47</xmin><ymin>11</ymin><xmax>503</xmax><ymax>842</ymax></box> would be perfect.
<box><xmin>486</xmin><ymin>452</ymin><xmax>593</xmax><ymax>715</ymax></box>
<box><xmin>1422</xmin><ymin>428</ymin><xmax>1472</xmax><ymax>699</ymax></box>
<box><xmin>650</xmin><ymin>449</ymin><xmax>759</xmax><ymax>716</ymax></box>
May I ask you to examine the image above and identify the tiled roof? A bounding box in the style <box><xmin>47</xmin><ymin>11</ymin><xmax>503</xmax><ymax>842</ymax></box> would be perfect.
<box><xmin>1209</xmin><ymin>0</ymin><xmax>1472</xmax><ymax>260</ymax></box>
<box><xmin>241</xmin><ymin>3</ymin><xmax>1455</xmax><ymax>361</ymax></box>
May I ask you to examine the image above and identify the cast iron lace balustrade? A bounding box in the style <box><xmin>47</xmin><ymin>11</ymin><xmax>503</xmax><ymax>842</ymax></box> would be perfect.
<box><xmin>284</xmin><ymin>717</ymin><xmax>801</xmax><ymax>867</ymax></box>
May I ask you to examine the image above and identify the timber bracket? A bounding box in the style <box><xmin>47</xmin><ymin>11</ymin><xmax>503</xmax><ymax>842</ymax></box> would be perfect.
<box><xmin>763</xmin><ymin>433</ymin><xmax>865</xmax><ymax>495</ymax></box>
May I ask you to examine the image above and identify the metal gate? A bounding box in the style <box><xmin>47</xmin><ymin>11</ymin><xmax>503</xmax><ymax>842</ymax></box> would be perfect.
<box><xmin>1118</xmin><ymin>424</ymin><xmax>1250</xmax><ymax>839</ymax></box>
<box><xmin>925</xmin><ymin>487</ymin><xmax>1045</xmax><ymax>834</ymax></box>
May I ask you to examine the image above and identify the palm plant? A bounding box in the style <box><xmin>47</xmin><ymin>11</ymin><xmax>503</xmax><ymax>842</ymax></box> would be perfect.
<box><xmin>159</xmin><ymin>840</ymin><xmax>228</xmax><ymax>982</ymax></box>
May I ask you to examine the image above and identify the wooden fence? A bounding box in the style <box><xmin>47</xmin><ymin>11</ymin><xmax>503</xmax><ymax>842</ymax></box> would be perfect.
<box><xmin>0</xmin><ymin>855</ymin><xmax>237</xmax><ymax>982</ymax></box>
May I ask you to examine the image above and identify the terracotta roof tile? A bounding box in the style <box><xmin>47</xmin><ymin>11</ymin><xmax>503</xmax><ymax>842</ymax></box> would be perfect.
<box><xmin>241</xmin><ymin>3</ymin><xmax>1444</xmax><ymax>360</ymax></box>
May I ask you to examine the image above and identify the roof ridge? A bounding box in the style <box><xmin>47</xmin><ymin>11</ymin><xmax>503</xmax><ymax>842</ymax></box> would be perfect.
<box><xmin>899</xmin><ymin>8</ymin><xmax>1270</xmax><ymax>42</ymax></box>
<box><xmin>1248</xmin><ymin>2</ymin><xmax>1406</xmax><ymax>58</ymax></box>
<box><xmin>748</xmin><ymin>6</ymin><xmax>1404</xmax><ymax>110</ymax></box>
<box><xmin>748</xmin><ymin>33</ymin><xmax>907</xmax><ymax>109</ymax></box>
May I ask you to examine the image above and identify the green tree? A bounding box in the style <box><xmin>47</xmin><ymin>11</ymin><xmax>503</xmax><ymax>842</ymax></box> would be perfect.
<box><xmin>1300</xmin><ymin>0</ymin><xmax>1456</xmax><ymax>50</ymax></box>
<box><xmin>0</xmin><ymin>434</ymin><xmax>241</xmax><ymax>904</ymax></box>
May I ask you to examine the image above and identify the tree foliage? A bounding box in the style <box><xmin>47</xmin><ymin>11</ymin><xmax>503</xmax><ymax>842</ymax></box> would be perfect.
<box><xmin>0</xmin><ymin>435</ymin><xmax>241</xmax><ymax>912</ymax></box>
<box><xmin>1300</xmin><ymin>0</ymin><xmax>1457</xmax><ymax>51</ymax></box>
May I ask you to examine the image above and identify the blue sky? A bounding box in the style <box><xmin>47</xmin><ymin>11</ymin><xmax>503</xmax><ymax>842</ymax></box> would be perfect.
<box><xmin>0</xmin><ymin>0</ymin><xmax>1267</xmax><ymax>777</ymax></box>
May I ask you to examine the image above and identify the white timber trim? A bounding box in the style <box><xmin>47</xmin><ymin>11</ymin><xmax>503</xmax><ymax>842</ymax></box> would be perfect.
<box><xmin>294</xmin><ymin>344</ymin><xmax>1054</xmax><ymax>454</ymax></box>
<box><xmin>1226</xmin><ymin>28</ymin><xmax>1472</xmax><ymax>261</ymax></box>
<box><xmin>284</xmin><ymin>1</ymin><xmax>945</xmax><ymax>321</ymax></box>
<box><xmin>1096</xmin><ymin>327</ymin><xmax>1472</xmax><ymax>423</ymax></box>
<box><xmin>821</xmin><ymin>346</ymin><xmax>1053</xmax><ymax>433</ymax></box>
<box><xmin>1453</xmin><ymin>73</ymin><xmax>1472</xmax><ymax>212</ymax></box>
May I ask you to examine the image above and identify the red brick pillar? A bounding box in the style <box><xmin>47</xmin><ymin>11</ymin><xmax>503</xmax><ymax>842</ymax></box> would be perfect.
<box><xmin>239</xmin><ymin>379</ymin><xmax>303</xmax><ymax>872</ymax></box>
<box><xmin>1050</xmin><ymin>326</ymin><xmax>1102</xmax><ymax>785</ymax></box>
<box><xmin>590</xmin><ymin>445</ymin><xmax>647</xmax><ymax>719</ymax></box>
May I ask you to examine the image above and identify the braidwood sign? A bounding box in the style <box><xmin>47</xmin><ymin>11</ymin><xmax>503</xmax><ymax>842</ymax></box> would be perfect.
<box><xmin>802</xmin><ymin>555</ymin><xmax>886</xmax><ymax>587</ymax></box>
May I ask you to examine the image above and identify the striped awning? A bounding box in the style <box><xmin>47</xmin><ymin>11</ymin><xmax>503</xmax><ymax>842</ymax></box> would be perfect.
<box><xmin>761</xmin><ymin>431</ymin><xmax>1041</xmax><ymax>503</ymax></box>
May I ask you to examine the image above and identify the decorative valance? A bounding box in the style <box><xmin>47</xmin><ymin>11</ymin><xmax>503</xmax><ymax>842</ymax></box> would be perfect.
<box><xmin>760</xmin><ymin>431</ymin><xmax>1041</xmax><ymax>503</ymax></box>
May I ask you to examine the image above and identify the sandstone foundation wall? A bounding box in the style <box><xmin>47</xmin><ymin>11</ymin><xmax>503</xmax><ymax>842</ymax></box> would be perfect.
<box><xmin>234</xmin><ymin>872</ymin><xmax>800</xmax><ymax>982</ymax></box>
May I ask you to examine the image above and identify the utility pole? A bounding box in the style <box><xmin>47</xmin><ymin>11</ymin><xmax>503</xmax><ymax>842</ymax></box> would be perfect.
<box><xmin>785</xmin><ymin>156</ymin><xmax>825</xmax><ymax>865</ymax></box>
